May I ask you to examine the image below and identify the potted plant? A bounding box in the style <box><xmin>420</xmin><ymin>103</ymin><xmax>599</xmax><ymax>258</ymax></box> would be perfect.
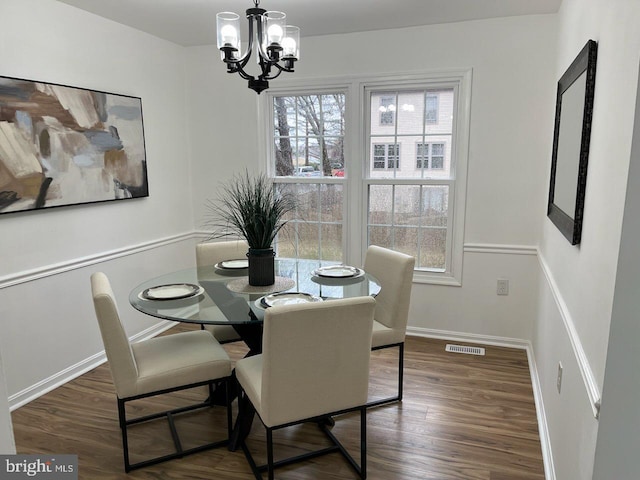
<box><xmin>205</xmin><ymin>170</ymin><xmax>296</xmax><ymax>286</ymax></box>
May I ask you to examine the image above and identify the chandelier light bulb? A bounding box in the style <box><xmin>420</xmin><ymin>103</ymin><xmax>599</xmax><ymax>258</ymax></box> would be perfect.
<box><xmin>282</xmin><ymin>37</ymin><xmax>296</xmax><ymax>56</ymax></box>
<box><xmin>220</xmin><ymin>25</ymin><xmax>238</xmax><ymax>47</ymax></box>
<box><xmin>216</xmin><ymin>11</ymin><xmax>240</xmax><ymax>50</ymax></box>
<box><xmin>282</xmin><ymin>26</ymin><xmax>300</xmax><ymax>58</ymax></box>
<box><xmin>267</xmin><ymin>24</ymin><xmax>284</xmax><ymax>45</ymax></box>
<box><xmin>263</xmin><ymin>11</ymin><xmax>286</xmax><ymax>46</ymax></box>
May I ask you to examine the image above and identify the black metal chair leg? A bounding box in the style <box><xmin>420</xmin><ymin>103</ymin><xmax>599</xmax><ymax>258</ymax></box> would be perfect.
<box><xmin>398</xmin><ymin>342</ymin><xmax>404</xmax><ymax>401</ymax></box>
<box><xmin>367</xmin><ymin>342</ymin><xmax>404</xmax><ymax>408</ymax></box>
<box><xmin>117</xmin><ymin>378</ymin><xmax>231</xmax><ymax>472</ymax></box>
<box><xmin>267</xmin><ymin>428</ymin><xmax>275</xmax><ymax>480</ymax></box>
<box><xmin>361</xmin><ymin>407</ymin><xmax>367</xmax><ymax>479</ymax></box>
<box><xmin>118</xmin><ymin>398</ymin><xmax>132</xmax><ymax>472</ymax></box>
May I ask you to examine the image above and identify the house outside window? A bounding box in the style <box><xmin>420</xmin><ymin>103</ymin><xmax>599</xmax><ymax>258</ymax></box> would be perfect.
<box><xmin>262</xmin><ymin>70</ymin><xmax>471</xmax><ymax>285</ymax></box>
<box><xmin>416</xmin><ymin>142</ymin><xmax>445</xmax><ymax>169</ymax></box>
<box><xmin>373</xmin><ymin>143</ymin><xmax>400</xmax><ymax>169</ymax></box>
<box><xmin>379</xmin><ymin>95</ymin><xmax>395</xmax><ymax>126</ymax></box>
<box><xmin>426</xmin><ymin>93</ymin><xmax>439</xmax><ymax>124</ymax></box>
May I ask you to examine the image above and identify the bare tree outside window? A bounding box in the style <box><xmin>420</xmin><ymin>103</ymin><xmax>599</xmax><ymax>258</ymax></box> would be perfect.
<box><xmin>273</xmin><ymin>94</ymin><xmax>345</xmax><ymax>177</ymax></box>
<box><xmin>274</xmin><ymin>97</ymin><xmax>294</xmax><ymax>176</ymax></box>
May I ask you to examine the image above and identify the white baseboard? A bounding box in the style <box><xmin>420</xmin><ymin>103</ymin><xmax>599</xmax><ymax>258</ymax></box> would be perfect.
<box><xmin>407</xmin><ymin>326</ymin><xmax>530</xmax><ymax>349</ymax></box>
<box><xmin>9</xmin><ymin>320</ymin><xmax>177</xmax><ymax>411</ymax></box>
<box><xmin>407</xmin><ymin>327</ymin><xmax>556</xmax><ymax>480</ymax></box>
<box><xmin>525</xmin><ymin>340</ymin><xmax>556</xmax><ymax>480</ymax></box>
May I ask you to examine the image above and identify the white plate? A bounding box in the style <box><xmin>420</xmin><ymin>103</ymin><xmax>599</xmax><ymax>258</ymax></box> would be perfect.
<box><xmin>141</xmin><ymin>283</ymin><xmax>203</xmax><ymax>300</ymax></box>
<box><xmin>215</xmin><ymin>259</ymin><xmax>249</xmax><ymax>270</ymax></box>
<box><xmin>261</xmin><ymin>292</ymin><xmax>323</xmax><ymax>307</ymax></box>
<box><xmin>312</xmin><ymin>265</ymin><xmax>362</xmax><ymax>278</ymax></box>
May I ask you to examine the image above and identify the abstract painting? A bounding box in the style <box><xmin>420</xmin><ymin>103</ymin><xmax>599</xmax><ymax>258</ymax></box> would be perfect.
<box><xmin>0</xmin><ymin>75</ymin><xmax>148</xmax><ymax>215</ymax></box>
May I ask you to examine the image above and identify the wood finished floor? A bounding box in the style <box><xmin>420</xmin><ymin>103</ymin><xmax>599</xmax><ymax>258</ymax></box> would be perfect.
<box><xmin>11</xmin><ymin>328</ymin><xmax>545</xmax><ymax>479</ymax></box>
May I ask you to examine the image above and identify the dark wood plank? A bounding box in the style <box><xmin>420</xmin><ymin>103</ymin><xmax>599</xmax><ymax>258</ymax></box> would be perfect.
<box><xmin>11</xmin><ymin>329</ymin><xmax>545</xmax><ymax>479</ymax></box>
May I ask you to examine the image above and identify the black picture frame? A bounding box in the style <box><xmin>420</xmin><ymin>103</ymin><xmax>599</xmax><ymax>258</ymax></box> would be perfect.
<box><xmin>547</xmin><ymin>40</ymin><xmax>598</xmax><ymax>245</ymax></box>
<box><xmin>0</xmin><ymin>75</ymin><xmax>148</xmax><ymax>216</ymax></box>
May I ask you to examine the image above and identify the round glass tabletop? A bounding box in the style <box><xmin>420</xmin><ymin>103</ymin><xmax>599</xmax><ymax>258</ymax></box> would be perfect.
<box><xmin>129</xmin><ymin>258</ymin><xmax>381</xmax><ymax>325</ymax></box>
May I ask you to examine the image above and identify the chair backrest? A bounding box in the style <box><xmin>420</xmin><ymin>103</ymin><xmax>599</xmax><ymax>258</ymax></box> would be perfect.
<box><xmin>90</xmin><ymin>272</ymin><xmax>138</xmax><ymax>398</ymax></box>
<box><xmin>196</xmin><ymin>240</ymin><xmax>249</xmax><ymax>267</ymax></box>
<box><xmin>364</xmin><ymin>245</ymin><xmax>415</xmax><ymax>333</ymax></box>
<box><xmin>260</xmin><ymin>296</ymin><xmax>376</xmax><ymax>427</ymax></box>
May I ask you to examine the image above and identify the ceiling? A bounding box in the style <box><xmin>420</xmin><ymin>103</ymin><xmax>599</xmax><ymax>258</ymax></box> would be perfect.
<box><xmin>56</xmin><ymin>0</ymin><xmax>562</xmax><ymax>47</ymax></box>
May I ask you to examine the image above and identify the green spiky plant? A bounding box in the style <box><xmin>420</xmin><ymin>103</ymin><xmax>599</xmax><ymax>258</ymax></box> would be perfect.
<box><xmin>205</xmin><ymin>170</ymin><xmax>296</xmax><ymax>250</ymax></box>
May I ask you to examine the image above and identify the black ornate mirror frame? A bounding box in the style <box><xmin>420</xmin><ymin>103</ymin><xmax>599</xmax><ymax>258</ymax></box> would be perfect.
<box><xmin>547</xmin><ymin>40</ymin><xmax>598</xmax><ymax>245</ymax></box>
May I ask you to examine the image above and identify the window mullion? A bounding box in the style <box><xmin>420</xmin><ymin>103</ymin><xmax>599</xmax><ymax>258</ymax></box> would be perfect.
<box><xmin>417</xmin><ymin>184</ymin><xmax>423</xmax><ymax>267</ymax></box>
<box><xmin>393</xmin><ymin>91</ymin><xmax>399</xmax><ymax>176</ymax></box>
<box><xmin>316</xmin><ymin>184</ymin><xmax>322</xmax><ymax>259</ymax></box>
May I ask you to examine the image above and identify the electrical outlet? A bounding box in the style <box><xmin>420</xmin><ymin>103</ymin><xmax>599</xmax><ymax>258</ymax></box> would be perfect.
<box><xmin>497</xmin><ymin>279</ymin><xmax>509</xmax><ymax>295</ymax></box>
<box><xmin>557</xmin><ymin>362</ymin><xmax>563</xmax><ymax>393</ymax></box>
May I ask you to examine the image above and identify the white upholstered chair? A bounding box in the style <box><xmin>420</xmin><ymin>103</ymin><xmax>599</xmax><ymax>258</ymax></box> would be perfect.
<box><xmin>364</xmin><ymin>245</ymin><xmax>415</xmax><ymax>407</ymax></box>
<box><xmin>235</xmin><ymin>296</ymin><xmax>376</xmax><ymax>480</ymax></box>
<box><xmin>196</xmin><ymin>239</ymin><xmax>248</xmax><ymax>343</ymax></box>
<box><xmin>90</xmin><ymin>272</ymin><xmax>233</xmax><ymax>472</ymax></box>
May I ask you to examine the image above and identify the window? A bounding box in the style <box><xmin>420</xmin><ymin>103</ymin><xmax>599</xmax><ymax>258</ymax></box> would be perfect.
<box><xmin>367</xmin><ymin>87</ymin><xmax>459</xmax><ymax>274</ymax></box>
<box><xmin>373</xmin><ymin>143</ymin><xmax>400</xmax><ymax>169</ymax></box>
<box><xmin>263</xmin><ymin>71</ymin><xmax>470</xmax><ymax>284</ymax></box>
<box><xmin>416</xmin><ymin>142</ymin><xmax>445</xmax><ymax>169</ymax></box>
<box><xmin>379</xmin><ymin>95</ymin><xmax>395</xmax><ymax>125</ymax></box>
<box><xmin>269</xmin><ymin>93</ymin><xmax>346</xmax><ymax>261</ymax></box>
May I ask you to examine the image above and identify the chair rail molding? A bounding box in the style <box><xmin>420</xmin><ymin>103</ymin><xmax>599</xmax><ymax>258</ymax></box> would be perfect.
<box><xmin>0</xmin><ymin>232</ymin><xmax>195</xmax><ymax>289</ymax></box>
<box><xmin>463</xmin><ymin>243</ymin><xmax>538</xmax><ymax>255</ymax></box>
<box><xmin>537</xmin><ymin>253</ymin><xmax>601</xmax><ymax>419</ymax></box>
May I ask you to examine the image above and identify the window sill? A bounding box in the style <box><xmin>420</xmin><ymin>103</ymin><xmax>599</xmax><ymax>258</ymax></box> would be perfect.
<box><xmin>412</xmin><ymin>269</ymin><xmax>462</xmax><ymax>286</ymax></box>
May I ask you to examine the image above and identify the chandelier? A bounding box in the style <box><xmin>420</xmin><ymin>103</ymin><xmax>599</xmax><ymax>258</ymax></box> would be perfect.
<box><xmin>216</xmin><ymin>1</ymin><xmax>300</xmax><ymax>94</ymax></box>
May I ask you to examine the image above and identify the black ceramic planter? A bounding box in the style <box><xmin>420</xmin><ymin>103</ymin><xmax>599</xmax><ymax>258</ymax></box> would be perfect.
<box><xmin>247</xmin><ymin>248</ymin><xmax>275</xmax><ymax>286</ymax></box>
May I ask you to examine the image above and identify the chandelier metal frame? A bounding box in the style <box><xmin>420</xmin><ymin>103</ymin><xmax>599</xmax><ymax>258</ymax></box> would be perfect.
<box><xmin>217</xmin><ymin>0</ymin><xmax>299</xmax><ymax>94</ymax></box>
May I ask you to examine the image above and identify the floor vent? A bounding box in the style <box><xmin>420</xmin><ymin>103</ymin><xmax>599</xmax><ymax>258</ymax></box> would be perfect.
<box><xmin>445</xmin><ymin>344</ymin><xmax>485</xmax><ymax>356</ymax></box>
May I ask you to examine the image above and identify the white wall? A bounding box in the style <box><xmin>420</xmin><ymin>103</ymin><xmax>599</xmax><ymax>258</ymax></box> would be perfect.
<box><xmin>0</xmin><ymin>0</ymin><xmax>197</xmax><ymax>406</ymax></box>
<box><xmin>533</xmin><ymin>0</ymin><xmax>640</xmax><ymax>479</ymax></box>
<box><xmin>184</xmin><ymin>46</ymin><xmax>261</xmax><ymax>229</ymax></box>
<box><xmin>186</xmin><ymin>15</ymin><xmax>558</xmax><ymax>341</ymax></box>
<box><xmin>591</xmin><ymin>57</ymin><xmax>640</xmax><ymax>480</ymax></box>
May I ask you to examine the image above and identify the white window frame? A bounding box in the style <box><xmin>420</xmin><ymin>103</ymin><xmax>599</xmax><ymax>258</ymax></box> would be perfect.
<box><xmin>259</xmin><ymin>69</ymin><xmax>471</xmax><ymax>286</ymax></box>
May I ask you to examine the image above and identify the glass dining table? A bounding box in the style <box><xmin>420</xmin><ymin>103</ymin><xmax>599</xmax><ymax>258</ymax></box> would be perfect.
<box><xmin>129</xmin><ymin>257</ymin><xmax>381</xmax><ymax>353</ymax></box>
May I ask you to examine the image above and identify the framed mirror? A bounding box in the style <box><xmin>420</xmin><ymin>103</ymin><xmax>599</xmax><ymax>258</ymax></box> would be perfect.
<box><xmin>547</xmin><ymin>40</ymin><xmax>598</xmax><ymax>245</ymax></box>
